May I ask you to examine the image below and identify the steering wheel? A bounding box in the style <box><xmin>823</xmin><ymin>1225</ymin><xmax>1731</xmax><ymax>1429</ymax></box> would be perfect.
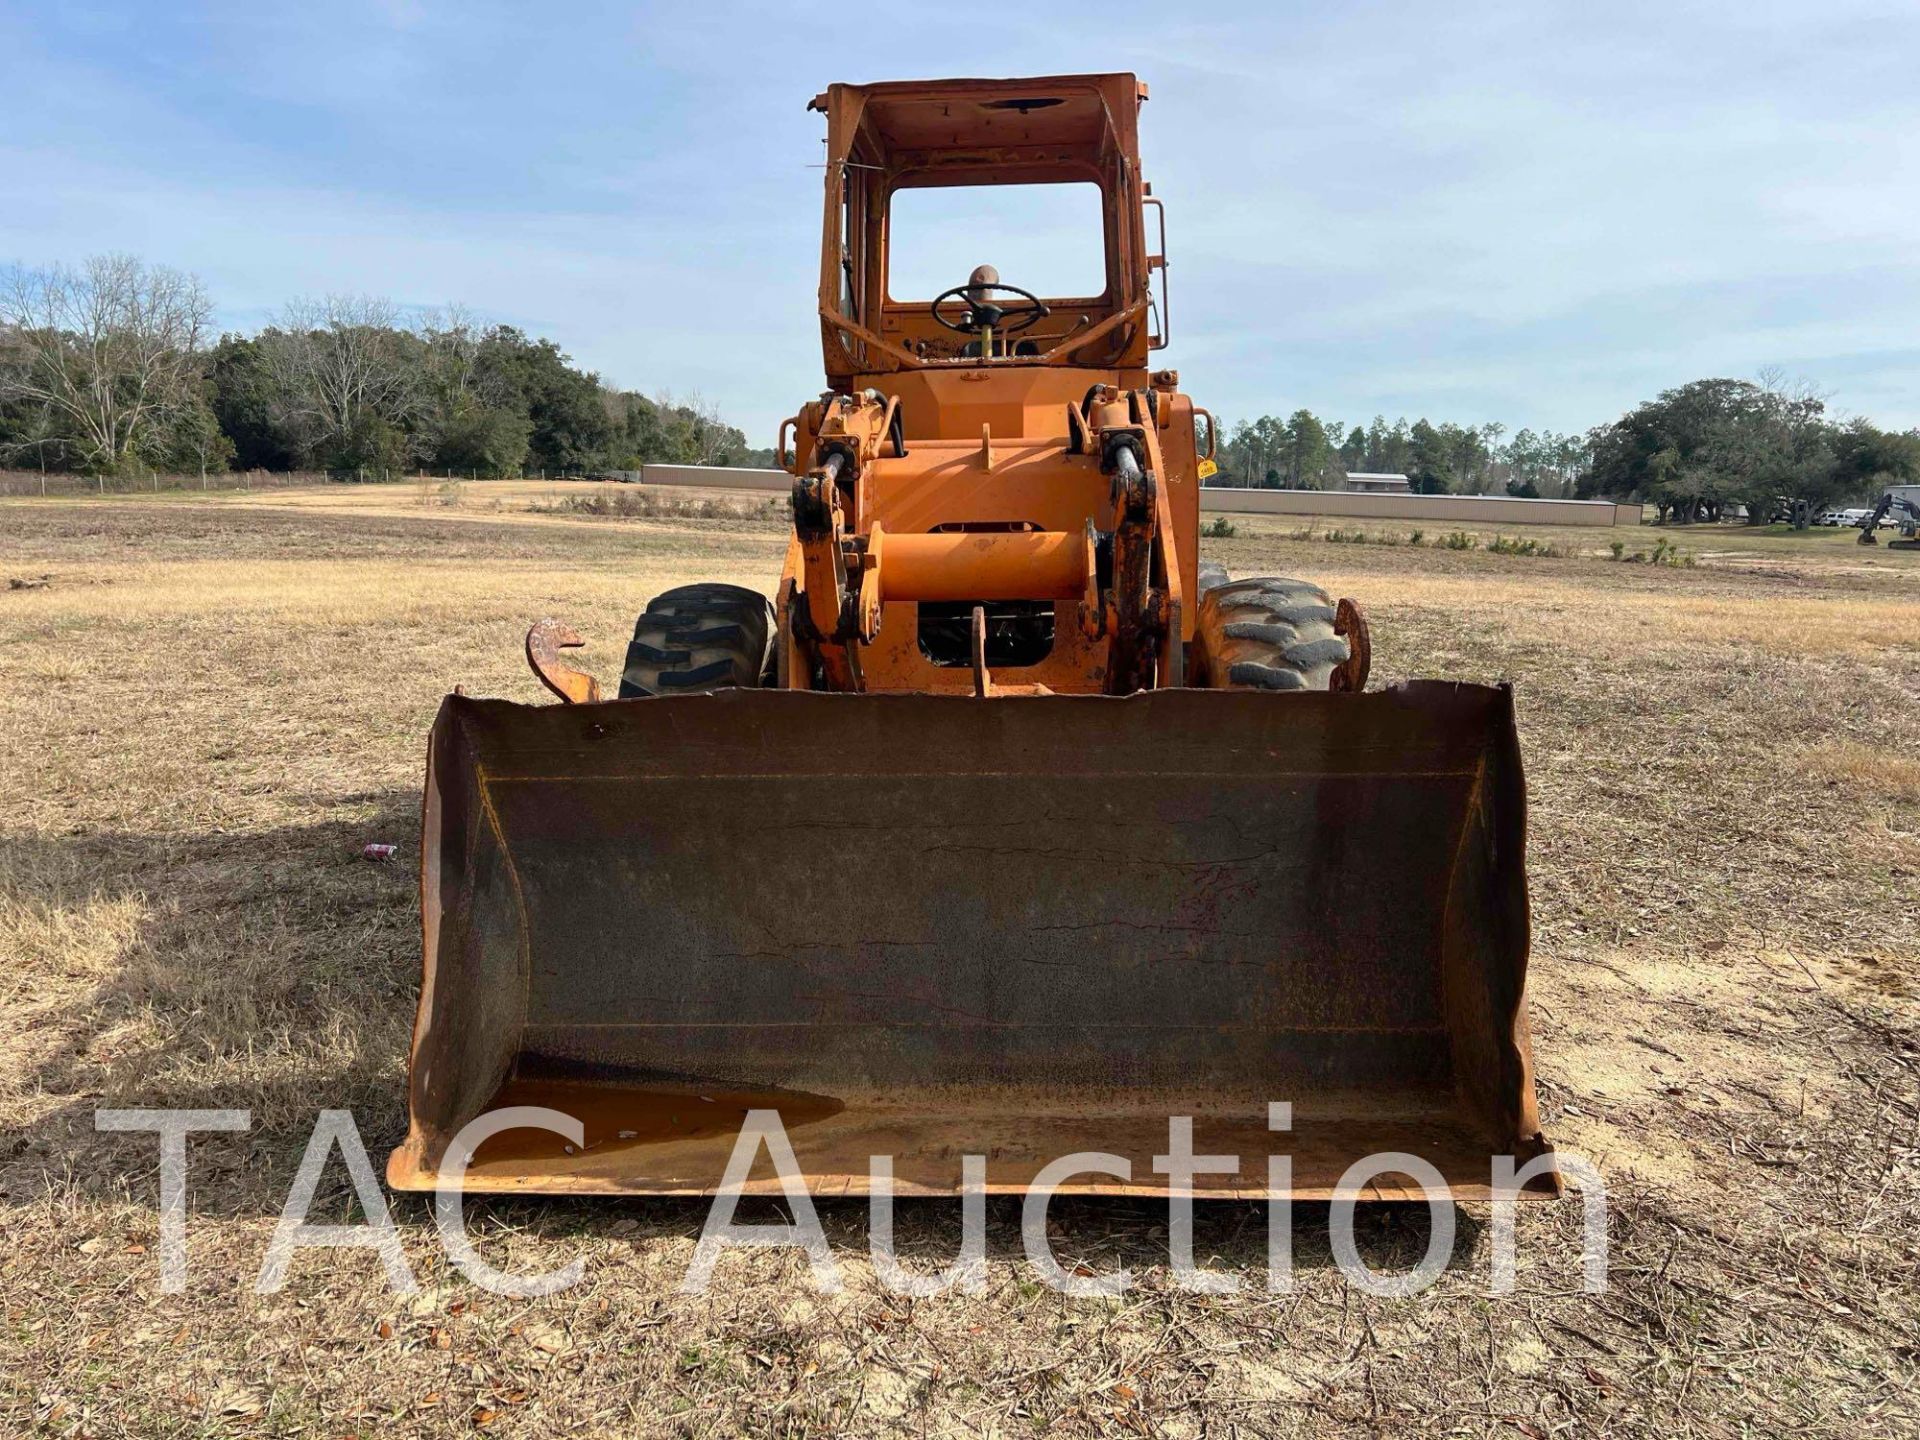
<box><xmin>930</xmin><ymin>281</ymin><xmax>1051</xmax><ymax>336</ymax></box>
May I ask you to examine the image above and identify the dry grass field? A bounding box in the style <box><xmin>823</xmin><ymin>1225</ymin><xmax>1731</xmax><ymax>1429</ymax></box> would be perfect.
<box><xmin>2</xmin><ymin>485</ymin><xmax>1917</xmax><ymax>1438</ymax></box>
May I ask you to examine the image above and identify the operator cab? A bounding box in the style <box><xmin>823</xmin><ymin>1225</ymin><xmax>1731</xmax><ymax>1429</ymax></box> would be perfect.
<box><xmin>809</xmin><ymin>74</ymin><xmax>1168</xmax><ymax>387</ymax></box>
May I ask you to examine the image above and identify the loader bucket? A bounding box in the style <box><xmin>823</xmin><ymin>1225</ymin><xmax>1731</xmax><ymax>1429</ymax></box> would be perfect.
<box><xmin>387</xmin><ymin>684</ymin><xmax>1554</xmax><ymax>1200</ymax></box>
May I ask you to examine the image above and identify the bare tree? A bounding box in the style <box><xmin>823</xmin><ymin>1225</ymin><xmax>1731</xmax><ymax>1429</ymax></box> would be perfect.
<box><xmin>0</xmin><ymin>254</ymin><xmax>212</xmax><ymax>472</ymax></box>
<box><xmin>653</xmin><ymin>389</ymin><xmax>750</xmax><ymax>465</ymax></box>
<box><xmin>419</xmin><ymin>303</ymin><xmax>482</xmax><ymax>399</ymax></box>
<box><xmin>262</xmin><ymin>295</ymin><xmax>418</xmax><ymax>465</ymax></box>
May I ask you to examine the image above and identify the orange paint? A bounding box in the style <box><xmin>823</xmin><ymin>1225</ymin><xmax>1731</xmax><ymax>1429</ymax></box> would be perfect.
<box><xmin>777</xmin><ymin>74</ymin><xmax>1200</xmax><ymax>694</ymax></box>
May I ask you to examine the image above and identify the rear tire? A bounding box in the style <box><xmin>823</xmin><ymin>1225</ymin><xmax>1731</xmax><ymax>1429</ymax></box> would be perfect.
<box><xmin>618</xmin><ymin>583</ymin><xmax>773</xmax><ymax>698</ymax></box>
<box><xmin>1191</xmin><ymin>577</ymin><xmax>1349</xmax><ymax>691</ymax></box>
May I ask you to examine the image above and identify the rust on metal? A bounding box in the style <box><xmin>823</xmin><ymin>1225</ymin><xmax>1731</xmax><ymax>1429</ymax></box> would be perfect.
<box><xmin>525</xmin><ymin>619</ymin><xmax>601</xmax><ymax>705</ymax></box>
<box><xmin>1333</xmin><ymin>597</ymin><xmax>1373</xmax><ymax>693</ymax></box>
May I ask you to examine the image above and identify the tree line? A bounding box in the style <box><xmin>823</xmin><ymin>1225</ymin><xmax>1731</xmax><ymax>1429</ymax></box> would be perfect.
<box><xmin>1575</xmin><ymin>373</ymin><xmax>1919</xmax><ymax>525</ymax></box>
<box><xmin>1216</xmin><ymin>412</ymin><xmax>1587</xmax><ymax>498</ymax></box>
<box><xmin>10</xmin><ymin>254</ymin><xmax>1916</xmax><ymax>525</ymax></box>
<box><xmin>1217</xmin><ymin>374</ymin><xmax>1920</xmax><ymax>526</ymax></box>
<box><xmin>0</xmin><ymin>254</ymin><xmax>768</xmax><ymax>479</ymax></box>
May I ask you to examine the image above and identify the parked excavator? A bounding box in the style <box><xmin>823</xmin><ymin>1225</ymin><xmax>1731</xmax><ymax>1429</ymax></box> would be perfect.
<box><xmin>1857</xmin><ymin>485</ymin><xmax>1920</xmax><ymax>550</ymax></box>
<box><xmin>388</xmin><ymin>74</ymin><xmax>1554</xmax><ymax>1201</ymax></box>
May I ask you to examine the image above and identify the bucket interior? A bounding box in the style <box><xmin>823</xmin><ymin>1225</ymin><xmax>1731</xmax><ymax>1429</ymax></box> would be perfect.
<box><xmin>389</xmin><ymin>685</ymin><xmax>1550</xmax><ymax>1199</ymax></box>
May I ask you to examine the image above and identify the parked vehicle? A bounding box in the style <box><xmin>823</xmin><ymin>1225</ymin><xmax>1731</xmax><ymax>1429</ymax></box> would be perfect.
<box><xmin>1857</xmin><ymin>488</ymin><xmax>1920</xmax><ymax>550</ymax></box>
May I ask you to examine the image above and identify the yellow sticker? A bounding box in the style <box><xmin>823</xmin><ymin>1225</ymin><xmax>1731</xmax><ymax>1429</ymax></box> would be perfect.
<box><xmin>1197</xmin><ymin>458</ymin><xmax>1219</xmax><ymax>480</ymax></box>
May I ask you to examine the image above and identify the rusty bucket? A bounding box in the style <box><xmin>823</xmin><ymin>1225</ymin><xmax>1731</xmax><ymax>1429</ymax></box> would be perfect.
<box><xmin>386</xmin><ymin>683</ymin><xmax>1553</xmax><ymax>1200</ymax></box>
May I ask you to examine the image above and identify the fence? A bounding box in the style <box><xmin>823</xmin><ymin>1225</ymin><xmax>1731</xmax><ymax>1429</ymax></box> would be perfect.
<box><xmin>0</xmin><ymin>466</ymin><xmax>625</xmax><ymax>498</ymax></box>
<box><xmin>0</xmin><ymin>463</ymin><xmax>767</xmax><ymax>498</ymax></box>
<box><xmin>0</xmin><ymin>468</ymin><xmax>344</xmax><ymax>498</ymax></box>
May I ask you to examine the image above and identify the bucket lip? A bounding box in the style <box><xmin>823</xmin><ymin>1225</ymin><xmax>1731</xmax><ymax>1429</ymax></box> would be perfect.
<box><xmin>439</xmin><ymin>676</ymin><xmax>1514</xmax><ymax>713</ymax></box>
<box><xmin>387</xmin><ymin>1170</ymin><xmax>1561</xmax><ymax>1202</ymax></box>
<box><xmin>385</xmin><ymin>1123</ymin><xmax>1561</xmax><ymax>1200</ymax></box>
<box><xmin>388</xmin><ymin>1083</ymin><xmax>1560</xmax><ymax>1200</ymax></box>
<box><xmin>431</xmin><ymin>680</ymin><xmax>1519</xmax><ymax>785</ymax></box>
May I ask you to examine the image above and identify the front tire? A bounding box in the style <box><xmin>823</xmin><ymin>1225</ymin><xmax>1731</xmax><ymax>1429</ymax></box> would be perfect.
<box><xmin>1190</xmin><ymin>577</ymin><xmax>1350</xmax><ymax>691</ymax></box>
<box><xmin>618</xmin><ymin>583</ymin><xmax>773</xmax><ymax>698</ymax></box>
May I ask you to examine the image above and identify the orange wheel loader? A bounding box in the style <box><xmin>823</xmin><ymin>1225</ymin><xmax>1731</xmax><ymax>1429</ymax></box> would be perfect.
<box><xmin>387</xmin><ymin>74</ymin><xmax>1555</xmax><ymax>1201</ymax></box>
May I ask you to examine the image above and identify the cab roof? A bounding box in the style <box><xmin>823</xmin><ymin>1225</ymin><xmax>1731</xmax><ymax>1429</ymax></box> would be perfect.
<box><xmin>810</xmin><ymin>74</ymin><xmax>1145</xmax><ymax>189</ymax></box>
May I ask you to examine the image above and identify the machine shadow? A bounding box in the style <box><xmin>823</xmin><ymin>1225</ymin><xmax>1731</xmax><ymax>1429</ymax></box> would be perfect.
<box><xmin>826</xmin><ymin>1192</ymin><xmax>1484</xmax><ymax>1281</ymax></box>
<box><xmin>3</xmin><ymin>795</ymin><xmax>424</xmax><ymax>1217</ymax></box>
<box><xmin>383</xmin><ymin>1191</ymin><xmax>1485</xmax><ymax>1285</ymax></box>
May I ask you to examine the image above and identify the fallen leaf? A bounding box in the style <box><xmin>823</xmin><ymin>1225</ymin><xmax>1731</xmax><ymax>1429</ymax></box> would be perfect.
<box><xmin>472</xmin><ymin>1406</ymin><xmax>500</xmax><ymax>1427</ymax></box>
<box><xmin>216</xmin><ymin>1386</ymin><xmax>264</xmax><ymax>1417</ymax></box>
<box><xmin>376</xmin><ymin>1321</ymin><xmax>394</xmax><ymax>1340</ymax></box>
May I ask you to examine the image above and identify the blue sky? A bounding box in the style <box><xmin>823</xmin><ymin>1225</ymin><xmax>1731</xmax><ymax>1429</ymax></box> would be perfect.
<box><xmin>4</xmin><ymin>1</ymin><xmax>1918</xmax><ymax>441</ymax></box>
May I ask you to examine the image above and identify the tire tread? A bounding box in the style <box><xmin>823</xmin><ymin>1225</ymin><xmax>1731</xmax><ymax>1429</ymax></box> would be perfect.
<box><xmin>1193</xmin><ymin>577</ymin><xmax>1349</xmax><ymax>692</ymax></box>
<box><xmin>618</xmin><ymin>583</ymin><xmax>773</xmax><ymax>698</ymax></box>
